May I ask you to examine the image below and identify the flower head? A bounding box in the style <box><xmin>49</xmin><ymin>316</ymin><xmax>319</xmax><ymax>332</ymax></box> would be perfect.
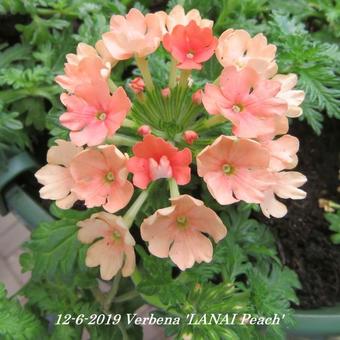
<box><xmin>78</xmin><ymin>212</ymin><xmax>135</xmax><ymax>280</ymax></box>
<box><xmin>35</xmin><ymin>140</ymin><xmax>82</xmax><ymax>209</ymax></box>
<box><xmin>141</xmin><ymin>194</ymin><xmax>227</xmax><ymax>270</ymax></box>
<box><xmin>102</xmin><ymin>8</ymin><xmax>163</xmax><ymax>60</ymax></box>
<box><xmin>197</xmin><ymin>136</ymin><xmax>272</xmax><ymax>205</ymax></box>
<box><xmin>129</xmin><ymin>77</ymin><xmax>145</xmax><ymax>94</ymax></box>
<box><xmin>260</xmin><ymin>171</ymin><xmax>307</xmax><ymax>218</ymax></box>
<box><xmin>60</xmin><ymin>81</ymin><xmax>131</xmax><ymax>146</ymax></box>
<box><xmin>216</xmin><ymin>29</ymin><xmax>277</xmax><ymax>78</ymax></box>
<box><xmin>70</xmin><ymin>145</ymin><xmax>134</xmax><ymax>213</ymax></box>
<box><xmin>202</xmin><ymin>66</ymin><xmax>287</xmax><ymax>138</ymax></box>
<box><xmin>272</xmin><ymin>74</ymin><xmax>305</xmax><ymax>117</ymax></box>
<box><xmin>163</xmin><ymin>20</ymin><xmax>217</xmax><ymax>70</ymax></box>
<box><xmin>127</xmin><ymin>134</ymin><xmax>192</xmax><ymax>189</ymax></box>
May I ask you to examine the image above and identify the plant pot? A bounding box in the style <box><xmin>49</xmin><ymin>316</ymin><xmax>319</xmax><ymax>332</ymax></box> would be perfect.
<box><xmin>287</xmin><ymin>305</ymin><xmax>340</xmax><ymax>338</ymax></box>
<box><xmin>0</xmin><ymin>151</ymin><xmax>53</xmax><ymax>230</ymax></box>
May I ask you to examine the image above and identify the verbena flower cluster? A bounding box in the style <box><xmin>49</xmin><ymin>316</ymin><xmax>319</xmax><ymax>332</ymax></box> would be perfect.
<box><xmin>35</xmin><ymin>5</ymin><xmax>307</xmax><ymax>281</ymax></box>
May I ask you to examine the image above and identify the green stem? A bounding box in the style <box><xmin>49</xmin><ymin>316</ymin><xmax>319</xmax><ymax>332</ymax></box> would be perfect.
<box><xmin>168</xmin><ymin>57</ymin><xmax>178</xmax><ymax>88</ymax></box>
<box><xmin>106</xmin><ymin>133</ymin><xmax>138</xmax><ymax>146</ymax></box>
<box><xmin>135</xmin><ymin>56</ymin><xmax>154</xmax><ymax>91</ymax></box>
<box><xmin>123</xmin><ymin>190</ymin><xmax>149</xmax><ymax>228</ymax></box>
<box><xmin>114</xmin><ymin>290</ymin><xmax>140</xmax><ymax>303</ymax></box>
<box><xmin>108</xmin><ymin>79</ymin><xmax>118</xmax><ymax>92</ymax></box>
<box><xmin>179</xmin><ymin>70</ymin><xmax>191</xmax><ymax>88</ymax></box>
<box><xmin>103</xmin><ymin>272</ymin><xmax>121</xmax><ymax>312</ymax></box>
<box><xmin>168</xmin><ymin>178</ymin><xmax>180</xmax><ymax>198</ymax></box>
<box><xmin>131</xmin><ymin>269</ymin><xmax>167</xmax><ymax>309</ymax></box>
<box><xmin>117</xmin><ymin>321</ymin><xmax>129</xmax><ymax>340</ymax></box>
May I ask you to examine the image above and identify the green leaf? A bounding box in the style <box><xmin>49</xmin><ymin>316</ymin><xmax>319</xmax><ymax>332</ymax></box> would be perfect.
<box><xmin>0</xmin><ymin>283</ymin><xmax>45</xmax><ymax>339</ymax></box>
<box><xmin>325</xmin><ymin>211</ymin><xmax>340</xmax><ymax>244</ymax></box>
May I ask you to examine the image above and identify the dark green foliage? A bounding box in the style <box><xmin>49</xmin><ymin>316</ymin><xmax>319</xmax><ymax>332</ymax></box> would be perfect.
<box><xmin>325</xmin><ymin>210</ymin><xmax>340</xmax><ymax>244</ymax></box>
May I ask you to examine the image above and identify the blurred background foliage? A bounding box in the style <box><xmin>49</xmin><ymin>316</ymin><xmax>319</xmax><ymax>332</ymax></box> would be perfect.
<box><xmin>0</xmin><ymin>0</ymin><xmax>339</xmax><ymax>162</ymax></box>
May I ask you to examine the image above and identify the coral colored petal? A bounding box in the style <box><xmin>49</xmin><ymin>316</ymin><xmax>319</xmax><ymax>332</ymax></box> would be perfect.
<box><xmin>104</xmin><ymin>181</ymin><xmax>134</xmax><ymax>213</ymax></box>
<box><xmin>78</xmin><ymin>218</ymin><xmax>110</xmax><ymax>243</ymax></box>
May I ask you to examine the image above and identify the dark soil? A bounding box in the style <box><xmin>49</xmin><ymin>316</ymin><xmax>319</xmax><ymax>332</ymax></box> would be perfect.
<box><xmin>260</xmin><ymin>117</ymin><xmax>340</xmax><ymax>309</ymax></box>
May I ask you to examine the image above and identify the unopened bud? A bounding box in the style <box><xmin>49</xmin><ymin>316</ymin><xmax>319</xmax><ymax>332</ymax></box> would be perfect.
<box><xmin>192</xmin><ymin>89</ymin><xmax>202</xmax><ymax>105</ymax></box>
<box><xmin>138</xmin><ymin>125</ymin><xmax>151</xmax><ymax>136</ymax></box>
<box><xmin>183</xmin><ymin>130</ymin><xmax>198</xmax><ymax>145</ymax></box>
<box><xmin>129</xmin><ymin>77</ymin><xmax>145</xmax><ymax>94</ymax></box>
<box><xmin>161</xmin><ymin>87</ymin><xmax>171</xmax><ymax>97</ymax></box>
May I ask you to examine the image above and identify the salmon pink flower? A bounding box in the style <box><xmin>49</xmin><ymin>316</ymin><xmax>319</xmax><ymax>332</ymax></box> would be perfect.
<box><xmin>216</xmin><ymin>29</ymin><xmax>277</xmax><ymax>78</ymax></box>
<box><xmin>78</xmin><ymin>212</ymin><xmax>135</xmax><ymax>280</ymax></box>
<box><xmin>129</xmin><ymin>77</ymin><xmax>145</xmax><ymax>94</ymax></box>
<box><xmin>102</xmin><ymin>8</ymin><xmax>163</xmax><ymax>60</ymax></box>
<box><xmin>127</xmin><ymin>134</ymin><xmax>192</xmax><ymax>189</ymax></box>
<box><xmin>260</xmin><ymin>135</ymin><xmax>299</xmax><ymax>171</ymax></box>
<box><xmin>55</xmin><ymin>56</ymin><xmax>109</xmax><ymax>93</ymax></box>
<box><xmin>161</xmin><ymin>5</ymin><xmax>213</xmax><ymax>34</ymax></box>
<box><xmin>141</xmin><ymin>195</ymin><xmax>227</xmax><ymax>270</ymax></box>
<box><xmin>202</xmin><ymin>66</ymin><xmax>287</xmax><ymax>138</ymax></box>
<box><xmin>35</xmin><ymin>140</ymin><xmax>82</xmax><ymax>209</ymax></box>
<box><xmin>70</xmin><ymin>145</ymin><xmax>134</xmax><ymax>213</ymax></box>
<box><xmin>260</xmin><ymin>171</ymin><xmax>307</xmax><ymax>218</ymax></box>
<box><xmin>163</xmin><ymin>21</ymin><xmax>217</xmax><ymax>70</ymax></box>
<box><xmin>183</xmin><ymin>130</ymin><xmax>199</xmax><ymax>144</ymax></box>
<box><xmin>197</xmin><ymin>136</ymin><xmax>272</xmax><ymax>205</ymax></box>
<box><xmin>272</xmin><ymin>74</ymin><xmax>305</xmax><ymax>118</ymax></box>
<box><xmin>60</xmin><ymin>80</ymin><xmax>131</xmax><ymax>146</ymax></box>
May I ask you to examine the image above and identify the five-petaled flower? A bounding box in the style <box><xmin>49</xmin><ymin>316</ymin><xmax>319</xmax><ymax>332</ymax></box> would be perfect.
<box><xmin>78</xmin><ymin>212</ymin><xmax>135</xmax><ymax>280</ymax></box>
<box><xmin>141</xmin><ymin>194</ymin><xmax>227</xmax><ymax>270</ymax></box>
<box><xmin>35</xmin><ymin>140</ymin><xmax>82</xmax><ymax>209</ymax></box>
<box><xmin>202</xmin><ymin>66</ymin><xmax>287</xmax><ymax>138</ymax></box>
<box><xmin>60</xmin><ymin>80</ymin><xmax>131</xmax><ymax>146</ymax></box>
<box><xmin>127</xmin><ymin>134</ymin><xmax>192</xmax><ymax>189</ymax></box>
<box><xmin>197</xmin><ymin>136</ymin><xmax>272</xmax><ymax>205</ymax></box>
<box><xmin>70</xmin><ymin>145</ymin><xmax>134</xmax><ymax>213</ymax></box>
<box><xmin>163</xmin><ymin>20</ymin><xmax>217</xmax><ymax>70</ymax></box>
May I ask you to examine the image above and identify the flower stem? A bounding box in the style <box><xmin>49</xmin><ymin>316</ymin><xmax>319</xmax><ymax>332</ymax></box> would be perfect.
<box><xmin>103</xmin><ymin>272</ymin><xmax>121</xmax><ymax>312</ymax></box>
<box><xmin>135</xmin><ymin>56</ymin><xmax>154</xmax><ymax>91</ymax></box>
<box><xmin>123</xmin><ymin>190</ymin><xmax>149</xmax><ymax>228</ymax></box>
<box><xmin>106</xmin><ymin>133</ymin><xmax>138</xmax><ymax>146</ymax></box>
<box><xmin>108</xmin><ymin>79</ymin><xmax>118</xmax><ymax>92</ymax></box>
<box><xmin>168</xmin><ymin>57</ymin><xmax>178</xmax><ymax>88</ymax></box>
<box><xmin>168</xmin><ymin>178</ymin><xmax>180</xmax><ymax>198</ymax></box>
<box><xmin>114</xmin><ymin>290</ymin><xmax>140</xmax><ymax>303</ymax></box>
<box><xmin>179</xmin><ymin>70</ymin><xmax>191</xmax><ymax>88</ymax></box>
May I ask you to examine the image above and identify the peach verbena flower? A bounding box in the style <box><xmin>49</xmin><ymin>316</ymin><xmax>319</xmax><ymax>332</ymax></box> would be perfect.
<box><xmin>163</xmin><ymin>20</ymin><xmax>217</xmax><ymax>70</ymax></box>
<box><xmin>60</xmin><ymin>80</ymin><xmax>131</xmax><ymax>146</ymax></box>
<box><xmin>35</xmin><ymin>140</ymin><xmax>82</xmax><ymax>209</ymax></box>
<box><xmin>78</xmin><ymin>212</ymin><xmax>135</xmax><ymax>280</ymax></box>
<box><xmin>216</xmin><ymin>29</ymin><xmax>277</xmax><ymax>78</ymax></box>
<box><xmin>127</xmin><ymin>134</ymin><xmax>192</xmax><ymax>189</ymax></box>
<box><xmin>36</xmin><ymin>5</ymin><xmax>307</xmax><ymax>277</ymax></box>
<box><xmin>70</xmin><ymin>145</ymin><xmax>133</xmax><ymax>213</ymax></box>
<box><xmin>102</xmin><ymin>8</ymin><xmax>163</xmax><ymax>60</ymax></box>
<box><xmin>202</xmin><ymin>66</ymin><xmax>287</xmax><ymax>138</ymax></box>
<box><xmin>160</xmin><ymin>4</ymin><xmax>213</xmax><ymax>34</ymax></box>
<box><xmin>197</xmin><ymin>136</ymin><xmax>272</xmax><ymax>205</ymax></box>
<box><xmin>141</xmin><ymin>195</ymin><xmax>227</xmax><ymax>270</ymax></box>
